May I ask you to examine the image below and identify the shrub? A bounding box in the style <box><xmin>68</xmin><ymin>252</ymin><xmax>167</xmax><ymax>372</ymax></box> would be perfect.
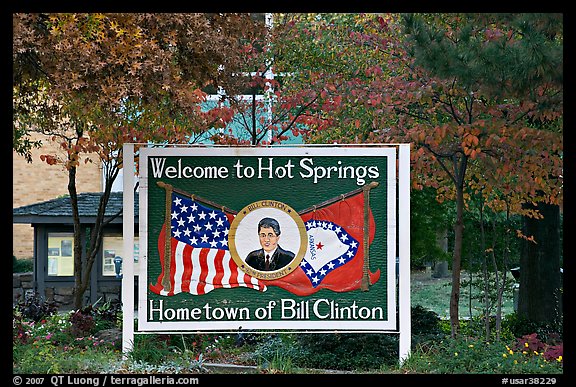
<box><xmin>511</xmin><ymin>333</ymin><xmax>563</xmax><ymax>365</ymax></box>
<box><xmin>402</xmin><ymin>337</ymin><xmax>563</xmax><ymax>374</ymax></box>
<box><xmin>251</xmin><ymin>334</ymin><xmax>304</xmax><ymax>368</ymax></box>
<box><xmin>68</xmin><ymin>309</ymin><xmax>96</xmax><ymax>337</ymax></box>
<box><xmin>14</xmin><ymin>291</ymin><xmax>57</xmax><ymax>322</ymax></box>
<box><xmin>68</xmin><ymin>299</ymin><xmax>123</xmax><ymax>336</ymax></box>
<box><xmin>12</xmin><ymin>310</ymin><xmax>120</xmax><ymax>374</ymax></box>
<box><xmin>411</xmin><ymin>304</ymin><xmax>445</xmax><ymax>348</ymax></box>
<box><xmin>92</xmin><ymin>299</ymin><xmax>122</xmax><ymax>330</ymax></box>
<box><xmin>291</xmin><ymin>332</ymin><xmax>399</xmax><ymax>371</ymax></box>
<box><xmin>128</xmin><ymin>335</ymin><xmax>174</xmax><ymax>365</ymax></box>
<box><xmin>13</xmin><ymin>255</ymin><xmax>33</xmax><ymax>273</ymax></box>
<box><xmin>412</xmin><ymin>305</ymin><xmax>441</xmax><ymax>334</ymax></box>
<box><xmin>503</xmin><ymin>313</ymin><xmax>563</xmax><ymax>344</ymax></box>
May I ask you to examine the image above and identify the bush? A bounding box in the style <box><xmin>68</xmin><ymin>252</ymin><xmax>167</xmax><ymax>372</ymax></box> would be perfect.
<box><xmin>402</xmin><ymin>337</ymin><xmax>563</xmax><ymax>374</ymax></box>
<box><xmin>291</xmin><ymin>333</ymin><xmax>399</xmax><ymax>371</ymax></box>
<box><xmin>14</xmin><ymin>292</ymin><xmax>57</xmax><ymax>323</ymax></box>
<box><xmin>67</xmin><ymin>299</ymin><xmax>123</xmax><ymax>336</ymax></box>
<box><xmin>68</xmin><ymin>309</ymin><xmax>96</xmax><ymax>337</ymax></box>
<box><xmin>411</xmin><ymin>305</ymin><xmax>441</xmax><ymax>334</ymax></box>
<box><xmin>13</xmin><ymin>309</ymin><xmax>120</xmax><ymax>374</ymax></box>
<box><xmin>250</xmin><ymin>334</ymin><xmax>305</xmax><ymax>368</ymax></box>
<box><xmin>503</xmin><ymin>313</ymin><xmax>563</xmax><ymax>344</ymax></box>
<box><xmin>511</xmin><ymin>333</ymin><xmax>563</xmax><ymax>365</ymax></box>
<box><xmin>411</xmin><ymin>304</ymin><xmax>446</xmax><ymax>350</ymax></box>
<box><xmin>13</xmin><ymin>255</ymin><xmax>33</xmax><ymax>273</ymax></box>
<box><xmin>129</xmin><ymin>335</ymin><xmax>174</xmax><ymax>364</ymax></box>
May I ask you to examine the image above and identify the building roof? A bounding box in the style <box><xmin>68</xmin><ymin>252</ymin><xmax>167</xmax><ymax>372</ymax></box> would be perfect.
<box><xmin>13</xmin><ymin>192</ymin><xmax>139</xmax><ymax>225</ymax></box>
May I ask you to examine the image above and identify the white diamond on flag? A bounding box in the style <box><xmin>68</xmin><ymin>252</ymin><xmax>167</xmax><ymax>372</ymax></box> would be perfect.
<box><xmin>301</xmin><ymin>219</ymin><xmax>359</xmax><ymax>287</ymax></box>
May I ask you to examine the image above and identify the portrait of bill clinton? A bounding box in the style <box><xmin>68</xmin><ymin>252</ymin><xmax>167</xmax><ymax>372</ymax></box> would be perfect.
<box><xmin>245</xmin><ymin>217</ymin><xmax>295</xmax><ymax>272</ymax></box>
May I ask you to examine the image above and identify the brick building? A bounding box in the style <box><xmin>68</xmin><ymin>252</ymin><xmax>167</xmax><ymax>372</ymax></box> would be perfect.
<box><xmin>13</xmin><ymin>133</ymin><xmax>103</xmax><ymax>259</ymax></box>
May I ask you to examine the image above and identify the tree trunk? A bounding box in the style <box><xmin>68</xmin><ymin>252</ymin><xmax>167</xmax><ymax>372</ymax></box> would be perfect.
<box><xmin>450</xmin><ymin>184</ymin><xmax>464</xmax><ymax>338</ymax></box>
<box><xmin>518</xmin><ymin>202</ymin><xmax>562</xmax><ymax>324</ymax></box>
<box><xmin>68</xmin><ymin>164</ymin><xmax>86</xmax><ymax>310</ymax></box>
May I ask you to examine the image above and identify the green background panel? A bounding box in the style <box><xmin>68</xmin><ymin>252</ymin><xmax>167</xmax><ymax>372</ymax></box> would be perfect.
<box><xmin>145</xmin><ymin>154</ymin><xmax>389</xmax><ymax>323</ymax></box>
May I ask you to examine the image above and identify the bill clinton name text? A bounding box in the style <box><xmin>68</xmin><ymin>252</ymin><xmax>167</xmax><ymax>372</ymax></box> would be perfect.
<box><xmin>149</xmin><ymin>299</ymin><xmax>384</xmax><ymax>321</ymax></box>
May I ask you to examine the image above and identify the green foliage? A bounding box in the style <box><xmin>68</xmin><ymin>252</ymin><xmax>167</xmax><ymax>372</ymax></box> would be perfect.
<box><xmin>91</xmin><ymin>299</ymin><xmax>123</xmax><ymax>330</ymax></box>
<box><xmin>402</xmin><ymin>337</ymin><xmax>563</xmax><ymax>374</ymax></box>
<box><xmin>13</xmin><ymin>255</ymin><xmax>33</xmax><ymax>273</ymax></box>
<box><xmin>14</xmin><ymin>292</ymin><xmax>57</xmax><ymax>323</ymax></box>
<box><xmin>124</xmin><ymin>357</ymin><xmax>208</xmax><ymax>374</ymax></box>
<box><xmin>12</xmin><ymin>309</ymin><xmax>120</xmax><ymax>374</ymax></box>
<box><xmin>401</xmin><ymin>13</ymin><xmax>563</xmax><ymax>96</ymax></box>
<box><xmin>503</xmin><ymin>313</ymin><xmax>563</xmax><ymax>344</ymax></box>
<box><xmin>287</xmin><ymin>333</ymin><xmax>399</xmax><ymax>371</ymax></box>
<box><xmin>412</xmin><ymin>305</ymin><xmax>442</xmax><ymax>334</ymax></box>
<box><xmin>14</xmin><ymin>342</ymin><xmax>120</xmax><ymax>374</ymax></box>
<box><xmin>271</xmin><ymin>13</ymin><xmax>403</xmax><ymax>142</ymax></box>
<box><xmin>176</xmin><ymin>333</ymin><xmax>245</xmax><ymax>362</ymax></box>
<box><xmin>13</xmin><ymin>337</ymin><xmax>64</xmax><ymax>374</ymax></box>
<box><xmin>460</xmin><ymin>272</ymin><xmax>516</xmax><ymax>317</ymax></box>
<box><xmin>410</xmin><ymin>188</ymin><xmax>453</xmax><ymax>268</ymax></box>
<box><xmin>13</xmin><ymin>276</ymin><xmax>563</xmax><ymax>374</ymax></box>
<box><xmin>259</xmin><ymin>350</ymin><xmax>296</xmax><ymax>374</ymax></box>
<box><xmin>68</xmin><ymin>299</ymin><xmax>122</xmax><ymax>336</ymax></box>
<box><xmin>128</xmin><ymin>335</ymin><xmax>174</xmax><ymax>365</ymax></box>
<box><xmin>250</xmin><ymin>334</ymin><xmax>304</xmax><ymax>367</ymax></box>
<box><xmin>411</xmin><ymin>305</ymin><xmax>445</xmax><ymax>350</ymax></box>
<box><xmin>459</xmin><ymin>206</ymin><xmax>523</xmax><ymax>272</ymax></box>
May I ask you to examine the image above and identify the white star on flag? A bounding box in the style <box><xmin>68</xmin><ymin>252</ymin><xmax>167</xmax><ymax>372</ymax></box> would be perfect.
<box><xmin>150</xmin><ymin>192</ymin><xmax>266</xmax><ymax>296</ymax></box>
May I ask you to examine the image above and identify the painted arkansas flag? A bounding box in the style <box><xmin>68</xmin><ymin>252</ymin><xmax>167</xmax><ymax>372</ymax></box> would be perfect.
<box><xmin>301</xmin><ymin>219</ymin><xmax>359</xmax><ymax>286</ymax></box>
<box><xmin>149</xmin><ymin>191</ymin><xmax>266</xmax><ymax>296</ymax></box>
<box><xmin>263</xmin><ymin>191</ymin><xmax>381</xmax><ymax>295</ymax></box>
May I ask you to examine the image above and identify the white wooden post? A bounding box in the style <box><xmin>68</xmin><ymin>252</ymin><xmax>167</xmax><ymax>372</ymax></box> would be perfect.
<box><xmin>398</xmin><ymin>143</ymin><xmax>411</xmax><ymax>364</ymax></box>
<box><xmin>122</xmin><ymin>143</ymin><xmax>135</xmax><ymax>356</ymax></box>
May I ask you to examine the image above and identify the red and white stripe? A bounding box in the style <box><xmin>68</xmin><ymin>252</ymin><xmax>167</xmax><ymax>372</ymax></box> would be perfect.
<box><xmin>158</xmin><ymin>238</ymin><xmax>266</xmax><ymax>296</ymax></box>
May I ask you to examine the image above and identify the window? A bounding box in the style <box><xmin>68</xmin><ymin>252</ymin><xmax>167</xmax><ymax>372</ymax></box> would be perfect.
<box><xmin>102</xmin><ymin>235</ymin><xmax>140</xmax><ymax>277</ymax></box>
<box><xmin>47</xmin><ymin>233</ymin><xmax>74</xmax><ymax>276</ymax></box>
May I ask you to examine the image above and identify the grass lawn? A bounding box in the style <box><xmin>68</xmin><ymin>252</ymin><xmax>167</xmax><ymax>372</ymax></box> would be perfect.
<box><xmin>410</xmin><ymin>269</ymin><xmax>516</xmax><ymax>319</ymax></box>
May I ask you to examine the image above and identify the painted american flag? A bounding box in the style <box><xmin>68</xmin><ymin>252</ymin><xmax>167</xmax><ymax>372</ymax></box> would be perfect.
<box><xmin>149</xmin><ymin>191</ymin><xmax>266</xmax><ymax>296</ymax></box>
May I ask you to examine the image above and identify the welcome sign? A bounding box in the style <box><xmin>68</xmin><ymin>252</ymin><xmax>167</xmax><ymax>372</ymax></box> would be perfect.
<box><xmin>137</xmin><ymin>146</ymin><xmax>398</xmax><ymax>332</ymax></box>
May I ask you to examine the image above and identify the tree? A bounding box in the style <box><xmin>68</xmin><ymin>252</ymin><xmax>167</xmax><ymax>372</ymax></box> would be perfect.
<box><xmin>266</xmin><ymin>13</ymin><xmax>563</xmax><ymax>337</ymax></box>
<box><xmin>400</xmin><ymin>13</ymin><xmax>563</xmax><ymax>328</ymax></box>
<box><xmin>13</xmin><ymin>13</ymin><xmax>267</xmax><ymax>309</ymax></box>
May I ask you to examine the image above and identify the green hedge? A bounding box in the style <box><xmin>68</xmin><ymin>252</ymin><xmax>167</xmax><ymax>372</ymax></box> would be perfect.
<box><xmin>13</xmin><ymin>256</ymin><xmax>33</xmax><ymax>273</ymax></box>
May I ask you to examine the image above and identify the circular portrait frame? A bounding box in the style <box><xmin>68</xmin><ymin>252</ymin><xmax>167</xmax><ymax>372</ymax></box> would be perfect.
<box><xmin>229</xmin><ymin>200</ymin><xmax>307</xmax><ymax>280</ymax></box>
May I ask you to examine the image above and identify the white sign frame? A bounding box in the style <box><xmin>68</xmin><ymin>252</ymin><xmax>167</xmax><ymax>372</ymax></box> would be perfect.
<box><xmin>121</xmin><ymin>144</ymin><xmax>411</xmax><ymax>363</ymax></box>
